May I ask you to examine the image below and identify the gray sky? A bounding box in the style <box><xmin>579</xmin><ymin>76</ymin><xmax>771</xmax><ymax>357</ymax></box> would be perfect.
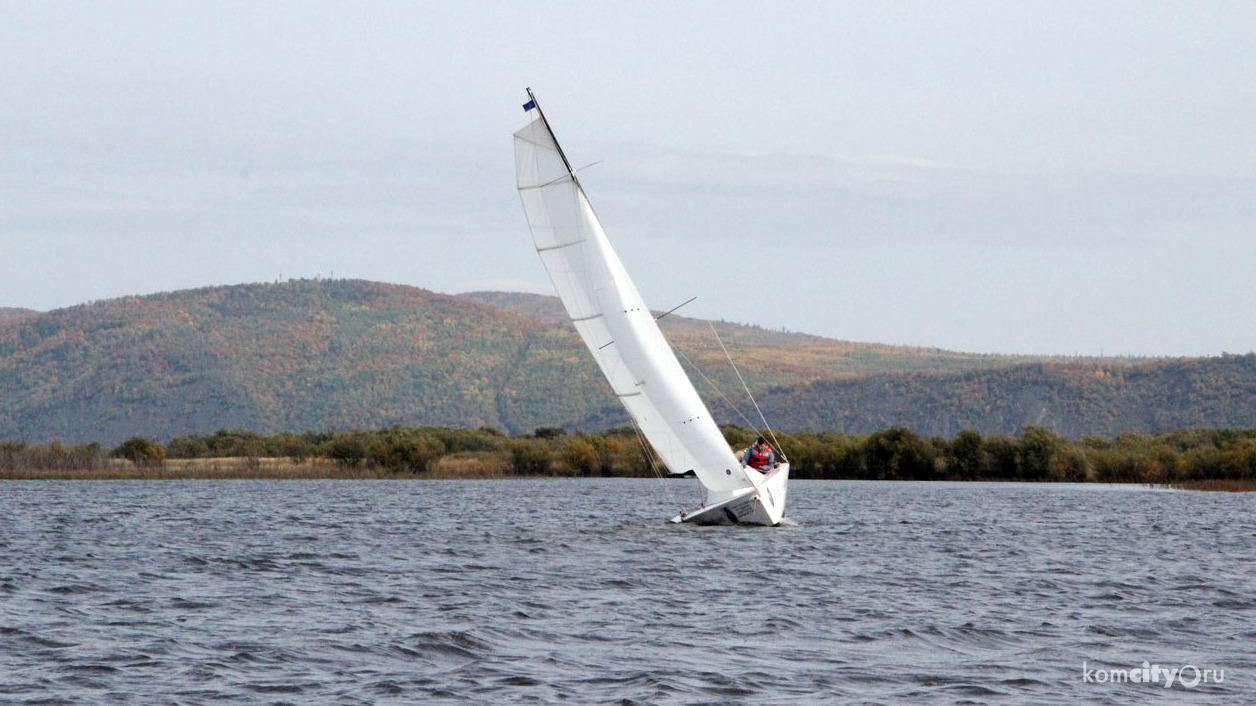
<box><xmin>3</xmin><ymin>1</ymin><xmax>1254</xmax><ymax>355</ymax></box>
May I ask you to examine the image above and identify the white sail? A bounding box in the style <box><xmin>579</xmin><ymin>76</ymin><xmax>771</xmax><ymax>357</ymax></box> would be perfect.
<box><xmin>514</xmin><ymin>98</ymin><xmax>750</xmax><ymax>500</ymax></box>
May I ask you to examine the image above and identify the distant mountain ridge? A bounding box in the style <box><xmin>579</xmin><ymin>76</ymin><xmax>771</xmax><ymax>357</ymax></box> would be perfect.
<box><xmin>754</xmin><ymin>355</ymin><xmax>1256</xmax><ymax>438</ymax></box>
<box><xmin>458</xmin><ymin>290</ymin><xmax>1114</xmax><ymax>381</ymax></box>
<box><xmin>0</xmin><ymin>280</ymin><xmax>607</xmax><ymax>444</ymax></box>
<box><xmin>0</xmin><ymin>307</ymin><xmax>37</xmax><ymax>323</ymax></box>
<box><xmin>0</xmin><ymin>280</ymin><xmax>1251</xmax><ymax>445</ymax></box>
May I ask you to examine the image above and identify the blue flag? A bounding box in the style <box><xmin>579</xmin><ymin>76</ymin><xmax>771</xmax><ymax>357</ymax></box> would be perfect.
<box><xmin>522</xmin><ymin>99</ymin><xmax>536</xmax><ymax>112</ymax></box>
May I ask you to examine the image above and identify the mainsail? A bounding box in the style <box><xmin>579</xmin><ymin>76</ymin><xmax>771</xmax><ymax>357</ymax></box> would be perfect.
<box><xmin>514</xmin><ymin>93</ymin><xmax>751</xmax><ymax>500</ymax></box>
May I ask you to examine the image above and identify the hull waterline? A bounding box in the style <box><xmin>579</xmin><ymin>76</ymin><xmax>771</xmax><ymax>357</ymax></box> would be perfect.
<box><xmin>671</xmin><ymin>463</ymin><xmax>790</xmax><ymax>526</ymax></box>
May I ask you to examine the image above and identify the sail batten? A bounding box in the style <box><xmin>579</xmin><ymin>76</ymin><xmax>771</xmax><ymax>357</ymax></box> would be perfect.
<box><xmin>536</xmin><ymin>240</ymin><xmax>586</xmax><ymax>253</ymax></box>
<box><xmin>514</xmin><ymin>100</ymin><xmax>751</xmax><ymax>498</ymax></box>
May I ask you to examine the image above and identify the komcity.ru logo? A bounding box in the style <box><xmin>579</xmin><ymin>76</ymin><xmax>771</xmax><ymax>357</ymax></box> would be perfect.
<box><xmin>1082</xmin><ymin>661</ymin><xmax>1223</xmax><ymax>689</ymax></box>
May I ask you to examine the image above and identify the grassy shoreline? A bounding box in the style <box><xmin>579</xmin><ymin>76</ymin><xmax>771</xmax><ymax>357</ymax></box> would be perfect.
<box><xmin>1166</xmin><ymin>479</ymin><xmax>1256</xmax><ymax>492</ymax></box>
<box><xmin>6</xmin><ymin>458</ymin><xmax>1256</xmax><ymax>490</ymax></box>
<box><xmin>0</xmin><ymin>457</ymin><xmax>520</xmax><ymax>481</ymax></box>
<box><xmin>7</xmin><ymin>425</ymin><xmax>1256</xmax><ymax>487</ymax></box>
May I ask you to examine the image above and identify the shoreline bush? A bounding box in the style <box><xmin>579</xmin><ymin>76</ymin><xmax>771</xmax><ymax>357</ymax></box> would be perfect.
<box><xmin>3</xmin><ymin>424</ymin><xmax>1256</xmax><ymax>485</ymax></box>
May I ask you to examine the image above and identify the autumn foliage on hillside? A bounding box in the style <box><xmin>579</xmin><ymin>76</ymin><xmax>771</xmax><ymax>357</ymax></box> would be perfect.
<box><xmin>756</xmin><ymin>354</ymin><xmax>1256</xmax><ymax>437</ymax></box>
<box><xmin>1</xmin><ymin>280</ymin><xmax>1253</xmax><ymax>446</ymax></box>
<box><xmin>0</xmin><ymin>280</ymin><xmax>613</xmax><ymax>444</ymax></box>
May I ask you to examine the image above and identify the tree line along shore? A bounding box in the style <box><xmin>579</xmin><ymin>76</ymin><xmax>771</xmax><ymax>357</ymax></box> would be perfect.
<box><xmin>2</xmin><ymin>425</ymin><xmax>1255</xmax><ymax>490</ymax></box>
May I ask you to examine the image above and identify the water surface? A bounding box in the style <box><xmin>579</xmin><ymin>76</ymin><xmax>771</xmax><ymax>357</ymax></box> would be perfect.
<box><xmin>1</xmin><ymin>480</ymin><xmax>1252</xmax><ymax>704</ymax></box>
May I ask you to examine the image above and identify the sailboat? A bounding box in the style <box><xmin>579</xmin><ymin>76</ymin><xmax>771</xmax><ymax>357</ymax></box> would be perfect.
<box><xmin>513</xmin><ymin>89</ymin><xmax>789</xmax><ymax>526</ymax></box>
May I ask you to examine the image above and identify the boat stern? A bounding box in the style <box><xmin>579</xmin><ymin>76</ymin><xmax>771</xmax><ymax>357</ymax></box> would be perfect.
<box><xmin>670</xmin><ymin>462</ymin><xmax>790</xmax><ymax>526</ymax></box>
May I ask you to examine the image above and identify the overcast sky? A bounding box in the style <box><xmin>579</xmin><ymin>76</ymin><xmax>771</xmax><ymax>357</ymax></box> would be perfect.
<box><xmin>2</xmin><ymin>1</ymin><xmax>1254</xmax><ymax>355</ymax></box>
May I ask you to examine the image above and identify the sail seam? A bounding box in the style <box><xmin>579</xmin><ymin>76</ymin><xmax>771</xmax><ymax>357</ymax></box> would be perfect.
<box><xmin>514</xmin><ymin>131</ymin><xmax>556</xmax><ymax>150</ymax></box>
<box><xmin>536</xmin><ymin>240</ymin><xmax>585</xmax><ymax>253</ymax></box>
<box><xmin>518</xmin><ymin>174</ymin><xmax>573</xmax><ymax>191</ymax></box>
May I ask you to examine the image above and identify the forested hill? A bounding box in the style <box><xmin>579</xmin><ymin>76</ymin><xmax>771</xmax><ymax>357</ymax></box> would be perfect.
<box><xmin>0</xmin><ymin>280</ymin><xmax>1044</xmax><ymax>445</ymax></box>
<box><xmin>0</xmin><ymin>280</ymin><xmax>1251</xmax><ymax>445</ymax></box>
<box><xmin>458</xmin><ymin>291</ymin><xmax>1093</xmax><ymax>379</ymax></box>
<box><xmin>753</xmin><ymin>355</ymin><xmax>1256</xmax><ymax>438</ymax></box>
<box><xmin>0</xmin><ymin>280</ymin><xmax>612</xmax><ymax>444</ymax></box>
<box><xmin>0</xmin><ymin>308</ymin><xmax>37</xmax><ymax>323</ymax></box>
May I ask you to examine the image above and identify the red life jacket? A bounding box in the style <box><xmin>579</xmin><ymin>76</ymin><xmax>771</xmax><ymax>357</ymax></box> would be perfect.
<box><xmin>747</xmin><ymin>444</ymin><xmax>772</xmax><ymax>470</ymax></box>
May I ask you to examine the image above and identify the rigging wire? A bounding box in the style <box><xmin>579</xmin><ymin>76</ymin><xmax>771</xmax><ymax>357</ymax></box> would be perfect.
<box><xmin>708</xmin><ymin>321</ymin><xmax>788</xmax><ymax>463</ymax></box>
<box><xmin>674</xmin><ymin>347</ymin><xmax>759</xmax><ymax>432</ymax></box>
<box><xmin>627</xmin><ymin>417</ymin><xmax>677</xmax><ymax>510</ymax></box>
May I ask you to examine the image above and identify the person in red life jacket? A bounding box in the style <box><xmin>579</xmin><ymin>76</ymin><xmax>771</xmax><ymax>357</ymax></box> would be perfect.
<box><xmin>741</xmin><ymin>436</ymin><xmax>775</xmax><ymax>472</ymax></box>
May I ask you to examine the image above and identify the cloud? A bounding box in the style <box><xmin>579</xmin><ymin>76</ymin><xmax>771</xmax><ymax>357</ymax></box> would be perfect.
<box><xmin>583</xmin><ymin>147</ymin><xmax>1256</xmax><ymax>249</ymax></box>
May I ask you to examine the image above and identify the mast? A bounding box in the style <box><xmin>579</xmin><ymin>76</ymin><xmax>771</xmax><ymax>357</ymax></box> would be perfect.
<box><xmin>526</xmin><ymin>88</ymin><xmax>577</xmax><ymax>181</ymax></box>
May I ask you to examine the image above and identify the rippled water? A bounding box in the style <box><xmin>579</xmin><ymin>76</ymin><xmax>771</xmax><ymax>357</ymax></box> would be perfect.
<box><xmin>1</xmin><ymin>479</ymin><xmax>1253</xmax><ymax>704</ymax></box>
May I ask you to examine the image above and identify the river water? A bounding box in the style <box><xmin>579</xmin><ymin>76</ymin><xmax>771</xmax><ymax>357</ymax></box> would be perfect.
<box><xmin>1</xmin><ymin>479</ymin><xmax>1252</xmax><ymax>704</ymax></box>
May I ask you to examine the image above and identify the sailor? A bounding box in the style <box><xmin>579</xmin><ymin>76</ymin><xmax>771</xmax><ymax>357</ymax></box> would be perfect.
<box><xmin>741</xmin><ymin>436</ymin><xmax>775</xmax><ymax>472</ymax></box>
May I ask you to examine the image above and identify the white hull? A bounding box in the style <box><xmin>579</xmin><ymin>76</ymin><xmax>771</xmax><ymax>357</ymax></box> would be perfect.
<box><xmin>670</xmin><ymin>463</ymin><xmax>790</xmax><ymax>526</ymax></box>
